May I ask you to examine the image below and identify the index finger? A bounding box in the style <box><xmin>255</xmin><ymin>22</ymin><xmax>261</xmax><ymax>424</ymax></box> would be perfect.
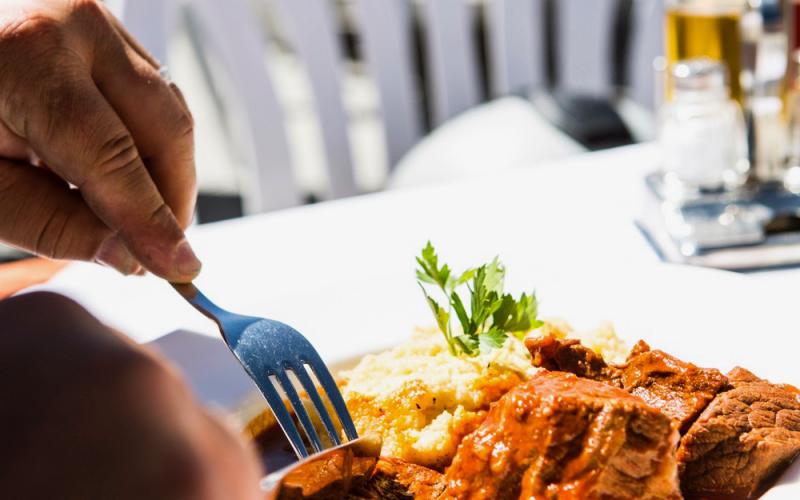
<box><xmin>39</xmin><ymin>75</ymin><xmax>200</xmax><ymax>281</ymax></box>
<box><xmin>93</xmin><ymin>9</ymin><xmax>198</xmax><ymax>229</ymax></box>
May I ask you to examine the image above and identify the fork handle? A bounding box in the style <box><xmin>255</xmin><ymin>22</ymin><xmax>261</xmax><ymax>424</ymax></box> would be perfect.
<box><xmin>171</xmin><ymin>283</ymin><xmax>224</xmax><ymax>324</ymax></box>
<box><xmin>170</xmin><ymin>282</ymin><xmax>261</xmax><ymax>347</ymax></box>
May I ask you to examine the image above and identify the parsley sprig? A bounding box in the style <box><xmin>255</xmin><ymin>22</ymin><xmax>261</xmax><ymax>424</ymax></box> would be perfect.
<box><xmin>416</xmin><ymin>242</ymin><xmax>543</xmax><ymax>357</ymax></box>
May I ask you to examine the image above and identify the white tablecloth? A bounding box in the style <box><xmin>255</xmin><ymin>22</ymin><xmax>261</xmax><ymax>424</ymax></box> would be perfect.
<box><xmin>32</xmin><ymin>142</ymin><xmax>800</xmax><ymax>347</ymax></box>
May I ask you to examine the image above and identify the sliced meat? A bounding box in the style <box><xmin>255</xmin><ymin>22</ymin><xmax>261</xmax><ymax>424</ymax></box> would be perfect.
<box><xmin>526</xmin><ymin>334</ymin><xmax>618</xmax><ymax>382</ymax></box>
<box><xmin>352</xmin><ymin>457</ymin><xmax>446</xmax><ymax>499</ymax></box>
<box><xmin>677</xmin><ymin>367</ymin><xmax>800</xmax><ymax>499</ymax></box>
<box><xmin>620</xmin><ymin>342</ymin><xmax>730</xmax><ymax>433</ymax></box>
<box><xmin>279</xmin><ymin>451</ymin><xmax>377</xmax><ymax>499</ymax></box>
<box><xmin>278</xmin><ymin>448</ymin><xmax>444</xmax><ymax>499</ymax></box>
<box><xmin>443</xmin><ymin>371</ymin><xmax>682</xmax><ymax>500</ymax></box>
<box><xmin>526</xmin><ymin>335</ymin><xmax>729</xmax><ymax>432</ymax></box>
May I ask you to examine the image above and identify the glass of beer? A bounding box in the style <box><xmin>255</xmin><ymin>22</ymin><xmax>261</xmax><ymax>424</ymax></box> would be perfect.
<box><xmin>666</xmin><ymin>0</ymin><xmax>747</xmax><ymax>103</ymax></box>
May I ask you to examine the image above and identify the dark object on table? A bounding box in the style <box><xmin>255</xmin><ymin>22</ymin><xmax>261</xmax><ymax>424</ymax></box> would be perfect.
<box><xmin>530</xmin><ymin>88</ymin><xmax>635</xmax><ymax>150</ymax></box>
<box><xmin>195</xmin><ymin>193</ymin><xmax>244</xmax><ymax>224</ymax></box>
<box><xmin>677</xmin><ymin>367</ymin><xmax>800</xmax><ymax>499</ymax></box>
<box><xmin>527</xmin><ymin>335</ymin><xmax>729</xmax><ymax>432</ymax></box>
<box><xmin>443</xmin><ymin>371</ymin><xmax>681</xmax><ymax>499</ymax></box>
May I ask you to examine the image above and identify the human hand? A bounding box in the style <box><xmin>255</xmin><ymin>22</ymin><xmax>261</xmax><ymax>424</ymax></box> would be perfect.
<box><xmin>0</xmin><ymin>292</ymin><xmax>263</xmax><ymax>499</ymax></box>
<box><xmin>0</xmin><ymin>0</ymin><xmax>201</xmax><ymax>282</ymax></box>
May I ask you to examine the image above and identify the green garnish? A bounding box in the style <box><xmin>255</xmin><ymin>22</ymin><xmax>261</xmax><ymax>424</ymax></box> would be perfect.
<box><xmin>416</xmin><ymin>242</ymin><xmax>543</xmax><ymax>357</ymax></box>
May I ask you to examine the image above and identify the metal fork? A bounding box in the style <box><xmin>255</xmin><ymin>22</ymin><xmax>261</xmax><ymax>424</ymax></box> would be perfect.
<box><xmin>171</xmin><ymin>283</ymin><xmax>359</xmax><ymax>458</ymax></box>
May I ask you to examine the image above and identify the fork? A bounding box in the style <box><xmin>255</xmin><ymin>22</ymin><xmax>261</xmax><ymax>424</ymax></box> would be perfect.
<box><xmin>171</xmin><ymin>283</ymin><xmax>359</xmax><ymax>458</ymax></box>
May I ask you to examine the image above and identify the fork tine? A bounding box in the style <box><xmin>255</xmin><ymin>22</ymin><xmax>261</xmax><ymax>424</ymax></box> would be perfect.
<box><xmin>289</xmin><ymin>361</ymin><xmax>342</xmax><ymax>446</ymax></box>
<box><xmin>173</xmin><ymin>284</ymin><xmax>353</xmax><ymax>458</ymax></box>
<box><xmin>256</xmin><ymin>371</ymin><xmax>310</xmax><ymax>458</ymax></box>
<box><xmin>274</xmin><ymin>369</ymin><xmax>324</xmax><ymax>454</ymax></box>
<box><xmin>303</xmin><ymin>352</ymin><xmax>359</xmax><ymax>441</ymax></box>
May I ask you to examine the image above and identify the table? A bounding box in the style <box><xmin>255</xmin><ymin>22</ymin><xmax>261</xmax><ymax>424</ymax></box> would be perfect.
<box><xmin>16</xmin><ymin>142</ymin><xmax>799</xmax><ymax>346</ymax></box>
<box><xmin>12</xmin><ymin>142</ymin><xmax>800</xmax><ymax>496</ymax></box>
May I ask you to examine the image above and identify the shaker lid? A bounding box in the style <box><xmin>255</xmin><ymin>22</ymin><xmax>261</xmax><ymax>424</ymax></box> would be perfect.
<box><xmin>670</xmin><ymin>58</ymin><xmax>729</xmax><ymax>97</ymax></box>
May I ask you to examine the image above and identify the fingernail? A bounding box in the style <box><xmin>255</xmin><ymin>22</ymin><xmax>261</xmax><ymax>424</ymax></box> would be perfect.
<box><xmin>96</xmin><ymin>237</ymin><xmax>140</xmax><ymax>275</ymax></box>
<box><xmin>174</xmin><ymin>240</ymin><xmax>201</xmax><ymax>279</ymax></box>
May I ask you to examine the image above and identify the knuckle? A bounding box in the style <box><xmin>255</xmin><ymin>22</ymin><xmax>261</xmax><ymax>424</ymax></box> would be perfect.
<box><xmin>30</xmin><ymin>206</ymin><xmax>67</xmax><ymax>258</ymax></box>
<box><xmin>175</xmin><ymin>108</ymin><xmax>194</xmax><ymax>139</ymax></box>
<box><xmin>86</xmin><ymin>132</ymin><xmax>141</xmax><ymax>185</ymax></box>
<box><xmin>0</xmin><ymin>17</ymin><xmax>77</xmax><ymax>86</ymax></box>
<box><xmin>34</xmin><ymin>201</ymin><xmax>103</xmax><ymax>261</ymax></box>
<box><xmin>11</xmin><ymin>59</ymin><xmax>86</xmax><ymax>140</ymax></box>
<box><xmin>0</xmin><ymin>13</ymin><xmax>64</xmax><ymax>49</ymax></box>
<box><xmin>69</xmin><ymin>0</ymin><xmax>106</xmax><ymax>23</ymax></box>
<box><xmin>39</xmin><ymin>73</ymin><xmax>86</xmax><ymax>117</ymax></box>
<box><xmin>146</xmin><ymin>202</ymin><xmax>172</xmax><ymax>226</ymax></box>
<box><xmin>96</xmin><ymin>132</ymin><xmax>137</xmax><ymax>168</ymax></box>
<box><xmin>67</xmin><ymin>0</ymin><xmax>115</xmax><ymax>42</ymax></box>
<box><xmin>0</xmin><ymin>159</ymin><xmax>20</xmax><ymax>197</ymax></box>
<box><xmin>165</xmin><ymin>84</ymin><xmax>194</xmax><ymax>141</ymax></box>
<box><xmin>0</xmin><ymin>162</ymin><xmax>56</xmax><ymax>254</ymax></box>
<box><xmin>0</xmin><ymin>15</ymin><xmax>71</xmax><ymax>102</ymax></box>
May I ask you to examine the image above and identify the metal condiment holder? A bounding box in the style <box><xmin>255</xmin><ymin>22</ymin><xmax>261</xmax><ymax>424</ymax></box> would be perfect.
<box><xmin>639</xmin><ymin>173</ymin><xmax>800</xmax><ymax>270</ymax></box>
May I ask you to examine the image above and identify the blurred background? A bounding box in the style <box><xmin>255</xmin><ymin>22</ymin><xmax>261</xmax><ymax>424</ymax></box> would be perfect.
<box><xmin>8</xmin><ymin>0</ymin><xmax>799</xmax><ymax>270</ymax></box>
<box><xmin>101</xmin><ymin>0</ymin><xmax>664</xmax><ymax>223</ymax></box>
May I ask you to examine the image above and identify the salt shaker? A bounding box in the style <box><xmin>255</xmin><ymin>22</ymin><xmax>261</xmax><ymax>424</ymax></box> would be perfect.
<box><xmin>659</xmin><ymin>58</ymin><xmax>750</xmax><ymax>200</ymax></box>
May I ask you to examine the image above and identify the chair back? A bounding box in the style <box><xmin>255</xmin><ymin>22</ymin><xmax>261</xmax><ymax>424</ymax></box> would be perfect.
<box><xmin>109</xmin><ymin>0</ymin><xmax>664</xmax><ymax>214</ymax></box>
<box><xmin>629</xmin><ymin>0</ymin><xmax>666</xmax><ymax>109</ymax></box>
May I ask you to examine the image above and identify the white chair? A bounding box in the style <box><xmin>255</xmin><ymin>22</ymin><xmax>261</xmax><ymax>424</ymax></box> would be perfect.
<box><xmin>108</xmin><ymin>0</ymin><xmax>664</xmax><ymax>213</ymax></box>
<box><xmin>394</xmin><ymin>0</ymin><xmax>664</xmax><ymax>185</ymax></box>
<box><xmin>629</xmin><ymin>0</ymin><xmax>666</xmax><ymax>110</ymax></box>
<box><xmin>554</xmin><ymin>0</ymin><xmax>664</xmax><ymax>108</ymax></box>
<box><xmin>486</xmin><ymin>0</ymin><xmax>547</xmax><ymax>97</ymax></box>
<box><xmin>354</xmin><ymin>0</ymin><xmax>423</xmax><ymax>168</ymax></box>
<box><xmin>555</xmin><ymin>0</ymin><xmax>619</xmax><ymax>96</ymax></box>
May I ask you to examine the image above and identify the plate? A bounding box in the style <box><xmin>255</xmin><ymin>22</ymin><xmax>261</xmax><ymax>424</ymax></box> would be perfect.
<box><xmin>243</xmin><ymin>263</ymin><xmax>800</xmax><ymax>498</ymax></box>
